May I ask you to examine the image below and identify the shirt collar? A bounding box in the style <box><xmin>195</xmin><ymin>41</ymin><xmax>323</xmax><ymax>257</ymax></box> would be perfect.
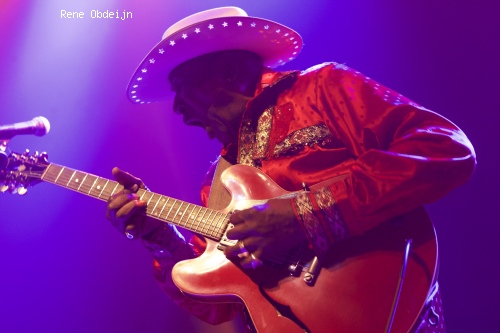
<box><xmin>246</xmin><ymin>68</ymin><xmax>300</xmax><ymax>120</ymax></box>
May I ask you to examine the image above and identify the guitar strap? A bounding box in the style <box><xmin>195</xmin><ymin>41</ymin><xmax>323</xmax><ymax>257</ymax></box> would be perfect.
<box><xmin>207</xmin><ymin>156</ymin><xmax>233</xmax><ymax>211</ymax></box>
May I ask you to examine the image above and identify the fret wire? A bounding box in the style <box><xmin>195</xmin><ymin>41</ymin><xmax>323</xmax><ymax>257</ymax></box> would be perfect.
<box><xmin>40</xmin><ymin>163</ymin><xmax>51</xmax><ymax>181</ymax></box>
<box><xmin>179</xmin><ymin>202</ymin><xmax>191</xmax><ymax>229</ymax></box>
<box><xmin>77</xmin><ymin>173</ymin><xmax>88</xmax><ymax>191</ymax></box>
<box><xmin>94</xmin><ymin>178</ymin><xmax>106</xmax><ymax>198</ymax></box>
<box><xmin>191</xmin><ymin>206</ymin><xmax>203</xmax><ymax>229</ymax></box>
<box><xmin>189</xmin><ymin>205</ymin><xmax>202</xmax><ymax>228</ymax></box>
<box><xmin>173</xmin><ymin>202</ymin><xmax>184</xmax><ymax>226</ymax></box>
<box><xmin>200</xmin><ymin>209</ymin><xmax>214</xmax><ymax>234</ymax></box>
<box><xmin>80</xmin><ymin>174</ymin><xmax>92</xmax><ymax>193</ymax></box>
<box><xmin>43</xmin><ymin>164</ymin><xmax>62</xmax><ymax>183</ymax></box>
<box><xmin>196</xmin><ymin>207</ymin><xmax>209</xmax><ymax>233</ymax></box>
<box><xmin>88</xmin><ymin>176</ymin><xmax>98</xmax><ymax>195</ymax></box>
<box><xmin>205</xmin><ymin>211</ymin><xmax>217</xmax><ymax>235</ymax></box>
<box><xmin>108</xmin><ymin>182</ymin><xmax>123</xmax><ymax>199</ymax></box>
<box><xmin>39</xmin><ymin>164</ymin><xmax>231</xmax><ymax>239</ymax></box>
<box><xmin>54</xmin><ymin>166</ymin><xmax>64</xmax><ymax>183</ymax></box>
<box><xmin>216</xmin><ymin>212</ymin><xmax>226</xmax><ymax>235</ymax></box>
<box><xmin>165</xmin><ymin>199</ymin><xmax>177</xmax><ymax>224</ymax></box>
<box><xmin>213</xmin><ymin>213</ymin><xmax>226</xmax><ymax>238</ymax></box>
<box><xmin>59</xmin><ymin>170</ymin><xmax>70</xmax><ymax>186</ymax></box>
<box><xmin>150</xmin><ymin>195</ymin><xmax>162</xmax><ymax>216</ymax></box>
<box><xmin>158</xmin><ymin>197</ymin><xmax>170</xmax><ymax>220</ymax></box>
<box><xmin>146</xmin><ymin>193</ymin><xmax>155</xmax><ymax>206</ymax></box>
<box><xmin>59</xmin><ymin>168</ymin><xmax>72</xmax><ymax>184</ymax></box>
<box><xmin>219</xmin><ymin>214</ymin><xmax>229</xmax><ymax>237</ymax></box>
<box><xmin>179</xmin><ymin>203</ymin><xmax>191</xmax><ymax>227</ymax></box>
<box><xmin>66</xmin><ymin>170</ymin><xmax>76</xmax><ymax>187</ymax></box>
<box><xmin>209</xmin><ymin>211</ymin><xmax>221</xmax><ymax>235</ymax></box>
<box><xmin>195</xmin><ymin>208</ymin><xmax>208</xmax><ymax>234</ymax></box>
<box><xmin>189</xmin><ymin>206</ymin><xmax>199</xmax><ymax>230</ymax></box>
<box><xmin>213</xmin><ymin>212</ymin><xmax>225</xmax><ymax>237</ymax></box>
<box><xmin>143</xmin><ymin>192</ymin><xmax>155</xmax><ymax>215</ymax></box>
<box><xmin>110</xmin><ymin>182</ymin><xmax>120</xmax><ymax>197</ymax></box>
<box><xmin>98</xmin><ymin>179</ymin><xmax>110</xmax><ymax>199</ymax></box>
<box><xmin>218</xmin><ymin>216</ymin><xmax>229</xmax><ymax>238</ymax></box>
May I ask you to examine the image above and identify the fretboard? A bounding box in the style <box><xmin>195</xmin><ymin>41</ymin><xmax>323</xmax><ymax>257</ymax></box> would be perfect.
<box><xmin>41</xmin><ymin>163</ymin><xmax>228</xmax><ymax>240</ymax></box>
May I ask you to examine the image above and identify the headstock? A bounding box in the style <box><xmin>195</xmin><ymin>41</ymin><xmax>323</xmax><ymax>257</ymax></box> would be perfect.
<box><xmin>0</xmin><ymin>149</ymin><xmax>49</xmax><ymax>195</ymax></box>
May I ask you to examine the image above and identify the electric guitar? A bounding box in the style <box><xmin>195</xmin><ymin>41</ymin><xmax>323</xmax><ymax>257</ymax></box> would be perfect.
<box><xmin>1</xmin><ymin>149</ymin><xmax>437</xmax><ymax>333</ymax></box>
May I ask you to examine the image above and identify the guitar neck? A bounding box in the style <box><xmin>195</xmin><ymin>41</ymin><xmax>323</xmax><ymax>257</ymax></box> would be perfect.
<box><xmin>41</xmin><ymin>163</ymin><xmax>228</xmax><ymax>241</ymax></box>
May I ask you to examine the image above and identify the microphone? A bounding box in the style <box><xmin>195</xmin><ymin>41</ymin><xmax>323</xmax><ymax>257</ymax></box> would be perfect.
<box><xmin>0</xmin><ymin>116</ymin><xmax>51</xmax><ymax>139</ymax></box>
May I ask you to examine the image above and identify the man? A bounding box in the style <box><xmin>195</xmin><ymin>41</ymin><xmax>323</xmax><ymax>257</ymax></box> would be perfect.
<box><xmin>107</xmin><ymin>7</ymin><xmax>475</xmax><ymax>333</ymax></box>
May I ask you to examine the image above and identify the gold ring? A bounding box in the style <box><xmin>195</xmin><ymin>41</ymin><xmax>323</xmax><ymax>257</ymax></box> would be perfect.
<box><xmin>250</xmin><ymin>253</ymin><xmax>263</xmax><ymax>269</ymax></box>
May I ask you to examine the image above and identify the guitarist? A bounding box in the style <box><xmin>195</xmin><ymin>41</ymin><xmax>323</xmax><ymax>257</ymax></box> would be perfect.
<box><xmin>106</xmin><ymin>7</ymin><xmax>475</xmax><ymax>333</ymax></box>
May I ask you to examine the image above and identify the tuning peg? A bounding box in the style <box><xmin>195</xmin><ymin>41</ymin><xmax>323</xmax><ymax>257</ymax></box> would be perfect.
<box><xmin>40</xmin><ymin>152</ymin><xmax>49</xmax><ymax>163</ymax></box>
<box><xmin>17</xmin><ymin>187</ymin><xmax>27</xmax><ymax>195</ymax></box>
<box><xmin>6</xmin><ymin>183</ymin><xmax>16</xmax><ymax>194</ymax></box>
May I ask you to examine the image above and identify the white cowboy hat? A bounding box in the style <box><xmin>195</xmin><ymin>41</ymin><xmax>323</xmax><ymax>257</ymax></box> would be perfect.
<box><xmin>126</xmin><ymin>7</ymin><xmax>303</xmax><ymax>104</ymax></box>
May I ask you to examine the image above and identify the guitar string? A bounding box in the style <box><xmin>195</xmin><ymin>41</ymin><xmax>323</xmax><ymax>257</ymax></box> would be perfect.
<box><xmin>24</xmin><ymin>169</ymin><xmax>313</xmax><ymax>269</ymax></box>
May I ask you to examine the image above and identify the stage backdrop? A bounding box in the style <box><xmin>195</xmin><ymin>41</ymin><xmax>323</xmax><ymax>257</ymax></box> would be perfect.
<box><xmin>1</xmin><ymin>0</ymin><xmax>498</xmax><ymax>332</ymax></box>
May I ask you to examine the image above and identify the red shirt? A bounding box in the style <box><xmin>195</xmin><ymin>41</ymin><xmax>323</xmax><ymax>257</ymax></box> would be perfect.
<box><xmin>156</xmin><ymin>63</ymin><xmax>475</xmax><ymax>332</ymax></box>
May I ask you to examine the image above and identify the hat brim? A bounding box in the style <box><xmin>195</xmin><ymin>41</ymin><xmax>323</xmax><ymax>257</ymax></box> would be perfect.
<box><xmin>127</xmin><ymin>16</ymin><xmax>303</xmax><ymax>104</ymax></box>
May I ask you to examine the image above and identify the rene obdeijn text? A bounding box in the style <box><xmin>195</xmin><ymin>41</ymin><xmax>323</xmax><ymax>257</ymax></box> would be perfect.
<box><xmin>60</xmin><ymin>10</ymin><xmax>133</xmax><ymax>20</ymax></box>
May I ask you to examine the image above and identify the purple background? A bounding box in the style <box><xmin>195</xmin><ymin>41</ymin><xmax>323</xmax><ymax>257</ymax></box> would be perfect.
<box><xmin>1</xmin><ymin>0</ymin><xmax>498</xmax><ymax>332</ymax></box>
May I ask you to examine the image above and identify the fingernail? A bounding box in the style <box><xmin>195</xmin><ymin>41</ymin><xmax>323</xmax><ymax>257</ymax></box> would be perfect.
<box><xmin>128</xmin><ymin>193</ymin><xmax>139</xmax><ymax>200</ymax></box>
<box><xmin>131</xmin><ymin>184</ymin><xmax>139</xmax><ymax>191</ymax></box>
<box><xmin>134</xmin><ymin>200</ymin><xmax>146</xmax><ymax>206</ymax></box>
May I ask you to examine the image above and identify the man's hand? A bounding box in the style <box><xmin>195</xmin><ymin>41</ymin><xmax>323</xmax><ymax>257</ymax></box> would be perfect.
<box><xmin>106</xmin><ymin>167</ymin><xmax>162</xmax><ymax>239</ymax></box>
<box><xmin>224</xmin><ymin>199</ymin><xmax>307</xmax><ymax>269</ymax></box>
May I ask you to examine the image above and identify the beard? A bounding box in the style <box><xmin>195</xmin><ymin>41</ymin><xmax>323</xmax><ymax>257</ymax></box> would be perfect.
<box><xmin>207</xmin><ymin>88</ymin><xmax>250</xmax><ymax>145</ymax></box>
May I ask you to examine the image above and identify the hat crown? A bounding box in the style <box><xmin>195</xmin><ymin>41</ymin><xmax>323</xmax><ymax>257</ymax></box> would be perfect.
<box><xmin>128</xmin><ymin>7</ymin><xmax>303</xmax><ymax>104</ymax></box>
<box><xmin>162</xmin><ymin>7</ymin><xmax>248</xmax><ymax>40</ymax></box>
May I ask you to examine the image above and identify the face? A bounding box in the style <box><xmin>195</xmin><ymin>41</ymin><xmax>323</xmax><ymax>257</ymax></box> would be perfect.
<box><xmin>169</xmin><ymin>57</ymin><xmax>252</xmax><ymax>146</ymax></box>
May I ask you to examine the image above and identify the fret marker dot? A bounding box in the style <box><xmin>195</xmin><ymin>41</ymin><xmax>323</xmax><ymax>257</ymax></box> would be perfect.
<box><xmin>97</xmin><ymin>186</ymin><xmax>101</xmax><ymax>190</ymax></box>
<box><xmin>75</xmin><ymin>179</ymin><xmax>79</xmax><ymax>183</ymax></box>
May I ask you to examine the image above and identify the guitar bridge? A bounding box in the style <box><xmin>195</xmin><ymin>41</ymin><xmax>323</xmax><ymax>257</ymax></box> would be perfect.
<box><xmin>303</xmin><ymin>256</ymin><xmax>321</xmax><ymax>286</ymax></box>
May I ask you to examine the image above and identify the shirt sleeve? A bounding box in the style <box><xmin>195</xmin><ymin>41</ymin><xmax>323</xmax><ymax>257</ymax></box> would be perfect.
<box><xmin>293</xmin><ymin>63</ymin><xmax>476</xmax><ymax>255</ymax></box>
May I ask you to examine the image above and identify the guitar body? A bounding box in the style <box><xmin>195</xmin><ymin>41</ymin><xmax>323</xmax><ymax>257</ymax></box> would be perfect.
<box><xmin>172</xmin><ymin>165</ymin><xmax>438</xmax><ymax>333</ymax></box>
<box><xmin>2</xmin><ymin>151</ymin><xmax>437</xmax><ymax>333</ymax></box>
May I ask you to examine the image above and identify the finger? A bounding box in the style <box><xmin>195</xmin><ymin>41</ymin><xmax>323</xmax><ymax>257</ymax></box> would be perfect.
<box><xmin>226</xmin><ymin>223</ymin><xmax>250</xmax><ymax>240</ymax></box>
<box><xmin>106</xmin><ymin>193</ymin><xmax>143</xmax><ymax>223</ymax></box>
<box><xmin>227</xmin><ymin>210</ymin><xmax>255</xmax><ymax>239</ymax></box>
<box><xmin>229</xmin><ymin>210</ymin><xmax>246</xmax><ymax>225</ymax></box>
<box><xmin>107</xmin><ymin>192</ymin><xmax>139</xmax><ymax>214</ymax></box>
<box><xmin>225</xmin><ymin>240</ymin><xmax>246</xmax><ymax>260</ymax></box>
<box><xmin>112</xmin><ymin>167</ymin><xmax>144</xmax><ymax>190</ymax></box>
<box><xmin>224</xmin><ymin>237</ymin><xmax>256</xmax><ymax>260</ymax></box>
<box><xmin>124</xmin><ymin>223</ymin><xmax>138</xmax><ymax>240</ymax></box>
<box><xmin>113</xmin><ymin>199</ymin><xmax>147</xmax><ymax>233</ymax></box>
<box><xmin>225</xmin><ymin>242</ymin><xmax>263</xmax><ymax>270</ymax></box>
<box><xmin>240</xmin><ymin>250</ymin><xmax>264</xmax><ymax>270</ymax></box>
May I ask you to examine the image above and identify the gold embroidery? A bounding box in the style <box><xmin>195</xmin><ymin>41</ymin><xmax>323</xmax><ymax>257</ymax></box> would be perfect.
<box><xmin>273</xmin><ymin>124</ymin><xmax>333</xmax><ymax>158</ymax></box>
<box><xmin>253</xmin><ymin>108</ymin><xmax>273</xmax><ymax>160</ymax></box>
